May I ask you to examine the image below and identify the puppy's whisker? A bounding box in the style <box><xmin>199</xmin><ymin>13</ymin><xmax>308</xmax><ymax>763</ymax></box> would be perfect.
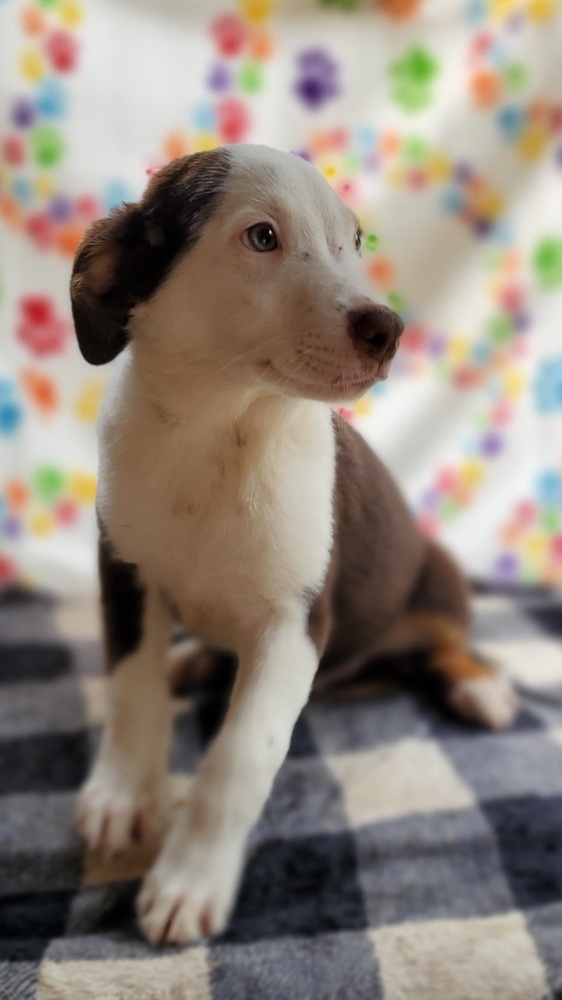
<box><xmin>217</xmin><ymin>345</ymin><xmax>266</xmax><ymax>374</ymax></box>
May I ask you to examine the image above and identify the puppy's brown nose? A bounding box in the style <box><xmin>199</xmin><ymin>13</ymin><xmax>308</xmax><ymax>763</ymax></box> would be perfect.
<box><xmin>347</xmin><ymin>306</ymin><xmax>404</xmax><ymax>360</ymax></box>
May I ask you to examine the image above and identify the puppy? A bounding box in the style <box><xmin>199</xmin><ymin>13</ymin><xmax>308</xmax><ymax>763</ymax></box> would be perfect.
<box><xmin>70</xmin><ymin>144</ymin><xmax>517</xmax><ymax>946</ymax></box>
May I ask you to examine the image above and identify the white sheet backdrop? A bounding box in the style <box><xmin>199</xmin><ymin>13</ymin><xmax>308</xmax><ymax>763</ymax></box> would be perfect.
<box><xmin>1</xmin><ymin>0</ymin><xmax>562</xmax><ymax>595</ymax></box>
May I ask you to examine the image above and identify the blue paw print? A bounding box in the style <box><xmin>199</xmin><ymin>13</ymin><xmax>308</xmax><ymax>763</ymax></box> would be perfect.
<box><xmin>356</xmin><ymin>126</ymin><xmax>378</xmax><ymax>152</ymax></box>
<box><xmin>36</xmin><ymin>78</ymin><xmax>67</xmax><ymax>120</ymax></box>
<box><xmin>104</xmin><ymin>180</ymin><xmax>134</xmax><ymax>213</ymax></box>
<box><xmin>192</xmin><ymin>100</ymin><xmax>216</xmax><ymax>131</ymax></box>
<box><xmin>536</xmin><ymin>469</ymin><xmax>562</xmax><ymax>507</ymax></box>
<box><xmin>465</xmin><ymin>0</ymin><xmax>486</xmax><ymax>26</ymax></box>
<box><xmin>497</xmin><ymin>105</ymin><xmax>524</xmax><ymax>140</ymax></box>
<box><xmin>534</xmin><ymin>356</ymin><xmax>562</xmax><ymax>413</ymax></box>
<box><xmin>441</xmin><ymin>185</ymin><xmax>465</xmax><ymax>215</ymax></box>
<box><xmin>0</xmin><ymin>381</ymin><xmax>23</xmax><ymax>437</ymax></box>
<box><xmin>294</xmin><ymin>49</ymin><xmax>340</xmax><ymax>110</ymax></box>
<box><xmin>11</xmin><ymin>177</ymin><xmax>33</xmax><ymax>206</ymax></box>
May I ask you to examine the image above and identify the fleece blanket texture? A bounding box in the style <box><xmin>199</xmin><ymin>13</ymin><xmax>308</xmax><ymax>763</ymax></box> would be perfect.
<box><xmin>1</xmin><ymin>585</ymin><xmax>562</xmax><ymax>999</ymax></box>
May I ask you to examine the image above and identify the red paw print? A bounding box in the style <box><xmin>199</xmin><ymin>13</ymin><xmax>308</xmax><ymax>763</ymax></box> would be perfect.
<box><xmin>550</xmin><ymin>105</ymin><xmax>562</xmax><ymax>132</ymax></box>
<box><xmin>25</xmin><ymin>213</ymin><xmax>55</xmax><ymax>251</ymax></box>
<box><xmin>45</xmin><ymin>30</ymin><xmax>79</xmax><ymax>72</ymax></box>
<box><xmin>17</xmin><ymin>296</ymin><xmax>71</xmax><ymax>356</ymax></box>
<box><xmin>210</xmin><ymin>14</ymin><xmax>248</xmax><ymax>57</ymax></box>
<box><xmin>217</xmin><ymin>97</ymin><xmax>250</xmax><ymax>143</ymax></box>
<box><xmin>75</xmin><ymin>194</ymin><xmax>102</xmax><ymax>222</ymax></box>
<box><xmin>401</xmin><ymin>324</ymin><xmax>428</xmax><ymax>353</ymax></box>
<box><xmin>3</xmin><ymin>135</ymin><xmax>25</xmax><ymax>166</ymax></box>
<box><xmin>0</xmin><ymin>556</ymin><xmax>16</xmax><ymax>586</ymax></box>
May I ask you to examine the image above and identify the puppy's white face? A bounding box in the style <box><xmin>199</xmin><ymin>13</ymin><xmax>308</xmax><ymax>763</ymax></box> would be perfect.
<box><xmin>71</xmin><ymin>145</ymin><xmax>403</xmax><ymax>403</ymax></box>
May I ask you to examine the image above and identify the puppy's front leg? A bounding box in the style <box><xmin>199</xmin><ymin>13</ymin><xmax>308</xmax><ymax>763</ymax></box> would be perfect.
<box><xmin>76</xmin><ymin>540</ymin><xmax>173</xmax><ymax>856</ymax></box>
<box><xmin>138</xmin><ymin>615</ymin><xmax>317</xmax><ymax>945</ymax></box>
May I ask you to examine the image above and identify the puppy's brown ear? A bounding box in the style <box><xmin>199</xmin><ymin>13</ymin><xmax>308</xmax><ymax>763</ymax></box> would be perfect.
<box><xmin>71</xmin><ymin>149</ymin><xmax>233</xmax><ymax>365</ymax></box>
<box><xmin>70</xmin><ymin>205</ymin><xmax>146</xmax><ymax>365</ymax></box>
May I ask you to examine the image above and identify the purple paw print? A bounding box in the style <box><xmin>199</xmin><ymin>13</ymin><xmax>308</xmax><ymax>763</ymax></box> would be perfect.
<box><xmin>294</xmin><ymin>49</ymin><xmax>340</xmax><ymax>110</ymax></box>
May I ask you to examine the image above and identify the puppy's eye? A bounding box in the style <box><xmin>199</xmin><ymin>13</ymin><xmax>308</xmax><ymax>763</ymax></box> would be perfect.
<box><xmin>354</xmin><ymin>231</ymin><xmax>362</xmax><ymax>252</ymax></box>
<box><xmin>244</xmin><ymin>223</ymin><xmax>278</xmax><ymax>253</ymax></box>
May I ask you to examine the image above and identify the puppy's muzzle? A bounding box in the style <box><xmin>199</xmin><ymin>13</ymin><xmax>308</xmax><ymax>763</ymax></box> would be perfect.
<box><xmin>347</xmin><ymin>306</ymin><xmax>404</xmax><ymax>368</ymax></box>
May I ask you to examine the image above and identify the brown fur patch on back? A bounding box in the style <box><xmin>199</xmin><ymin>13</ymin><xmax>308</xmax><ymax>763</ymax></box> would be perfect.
<box><xmin>310</xmin><ymin>420</ymin><xmax>475</xmax><ymax>692</ymax></box>
<box><xmin>408</xmin><ymin>539</ymin><xmax>471</xmax><ymax>629</ymax></box>
<box><xmin>312</xmin><ymin>413</ymin><xmax>425</xmax><ymax>673</ymax></box>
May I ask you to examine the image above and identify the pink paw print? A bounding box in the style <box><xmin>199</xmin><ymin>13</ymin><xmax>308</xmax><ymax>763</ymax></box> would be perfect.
<box><xmin>217</xmin><ymin>97</ymin><xmax>251</xmax><ymax>143</ymax></box>
<box><xmin>210</xmin><ymin>14</ymin><xmax>248</xmax><ymax>57</ymax></box>
<box><xmin>45</xmin><ymin>30</ymin><xmax>80</xmax><ymax>73</ymax></box>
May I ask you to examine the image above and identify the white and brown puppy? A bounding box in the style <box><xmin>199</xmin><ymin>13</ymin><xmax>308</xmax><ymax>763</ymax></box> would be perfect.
<box><xmin>71</xmin><ymin>144</ymin><xmax>517</xmax><ymax>946</ymax></box>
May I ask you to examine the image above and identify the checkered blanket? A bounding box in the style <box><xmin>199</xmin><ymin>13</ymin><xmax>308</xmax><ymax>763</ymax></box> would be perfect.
<box><xmin>1</xmin><ymin>586</ymin><xmax>562</xmax><ymax>1000</ymax></box>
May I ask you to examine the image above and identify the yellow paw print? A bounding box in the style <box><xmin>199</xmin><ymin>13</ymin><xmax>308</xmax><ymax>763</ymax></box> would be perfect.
<box><xmin>29</xmin><ymin>510</ymin><xmax>55</xmax><ymax>537</ymax></box>
<box><xmin>239</xmin><ymin>0</ymin><xmax>275</xmax><ymax>24</ymax></box>
<box><xmin>68</xmin><ymin>472</ymin><xmax>97</xmax><ymax>505</ymax></box>
<box><xmin>527</xmin><ymin>0</ymin><xmax>556</xmax><ymax>20</ymax></box>
<box><xmin>20</xmin><ymin>49</ymin><xmax>46</xmax><ymax>83</ymax></box>
<box><xmin>59</xmin><ymin>0</ymin><xmax>85</xmax><ymax>27</ymax></box>
<box><xmin>460</xmin><ymin>458</ymin><xmax>485</xmax><ymax>488</ymax></box>
<box><xmin>74</xmin><ymin>380</ymin><xmax>105</xmax><ymax>423</ymax></box>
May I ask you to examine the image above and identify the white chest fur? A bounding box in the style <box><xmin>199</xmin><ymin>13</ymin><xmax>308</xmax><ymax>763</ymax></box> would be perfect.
<box><xmin>96</xmin><ymin>359</ymin><xmax>336</xmax><ymax>650</ymax></box>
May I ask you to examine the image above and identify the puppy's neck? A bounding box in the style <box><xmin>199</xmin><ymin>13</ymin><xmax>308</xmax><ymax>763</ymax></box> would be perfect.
<box><xmin>129</xmin><ymin>348</ymin><xmax>323</xmax><ymax>466</ymax></box>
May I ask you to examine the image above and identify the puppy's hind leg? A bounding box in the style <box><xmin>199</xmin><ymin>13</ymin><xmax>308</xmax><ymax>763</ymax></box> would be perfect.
<box><xmin>167</xmin><ymin>638</ymin><xmax>237</xmax><ymax>695</ymax></box>
<box><xmin>408</xmin><ymin>541</ymin><xmax>518</xmax><ymax>730</ymax></box>
<box><xmin>75</xmin><ymin>535</ymin><xmax>173</xmax><ymax>856</ymax></box>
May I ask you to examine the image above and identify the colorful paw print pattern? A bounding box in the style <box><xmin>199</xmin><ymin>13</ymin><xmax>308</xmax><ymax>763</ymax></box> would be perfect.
<box><xmin>0</xmin><ymin>467</ymin><xmax>97</xmax><ymax>587</ymax></box>
<box><xmin>494</xmin><ymin>468</ymin><xmax>562</xmax><ymax>586</ymax></box>
<box><xmin>1</xmin><ymin>0</ymin><xmax>562</xmax><ymax>591</ymax></box>
<box><xmin>0</xmin><ymin>0</ymin><xmax>90</xmax><ymax>257</ymax></box>
<box><xmin>466</xmin><ymin>2</ymin><xmax>562</xmax><ymax>165</ymax></box>
<box><xmin>151</xmin><ymin>5</ymin><xmax>276</xmax><ymax>167</ymax></box>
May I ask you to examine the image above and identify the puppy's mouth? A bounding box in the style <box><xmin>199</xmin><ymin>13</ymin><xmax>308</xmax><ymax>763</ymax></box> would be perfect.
<box><xmin>257</xmin><ymin>359</ymin><xmax>388</xmax><ymax>402</ymax></box>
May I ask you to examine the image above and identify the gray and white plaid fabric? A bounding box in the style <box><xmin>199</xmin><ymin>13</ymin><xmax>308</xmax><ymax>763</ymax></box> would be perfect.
<box><xmin>1</xmin><ymin>587</ymin><xmax>561</xmax><ymax>1000</ymax></box>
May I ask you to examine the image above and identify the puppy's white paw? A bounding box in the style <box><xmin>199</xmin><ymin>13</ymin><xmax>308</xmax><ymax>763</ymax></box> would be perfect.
<box><xmin>447</xmin><ymin>673</ymin><xmax>518</xmax><ymax>730</ymax></box>
<box><xmin>75</xmin><ymin>764</ymin><xmax>167</xmax><ymax>857</ymax></box>
<box><xmin>137</xmin><ymin>830</ymin><xmax>242</xmax><ymax>945</ymax></box>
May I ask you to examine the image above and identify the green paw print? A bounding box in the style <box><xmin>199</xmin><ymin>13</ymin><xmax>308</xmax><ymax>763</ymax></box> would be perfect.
<box><xmin>533</xmin><ymin>237</ymin><xmax>562</xmax><ymax>290</ymax></box>
<box><xmin>318</xmin><ymin>0</ymin><xmax>361</xmax><ymax>9</ymax></box>
<box><xmin>30</xmin><ymin>125</ymin><xmax>65</xmax><ymax>168</ymax></box>
<box><xmin>390</xmin><ymin>47</ymin><xmax>439</xmax><ymax>113</ymax></box>
<box><xmin>33</xmin><ymin>466</ymin><xmax>66</xmax><ymax>504</ymax></box>
<box><xmin>238</xmin><ymin>61</ymin><xmax>264</xmax><ymax>95</ymax></box>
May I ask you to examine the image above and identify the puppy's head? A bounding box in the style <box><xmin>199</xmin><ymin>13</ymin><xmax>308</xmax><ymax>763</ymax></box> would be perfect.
<box><xmin>71</xmin><ymin>144</ymin><xmax>403</xmax><ymax>403</ymax></box>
